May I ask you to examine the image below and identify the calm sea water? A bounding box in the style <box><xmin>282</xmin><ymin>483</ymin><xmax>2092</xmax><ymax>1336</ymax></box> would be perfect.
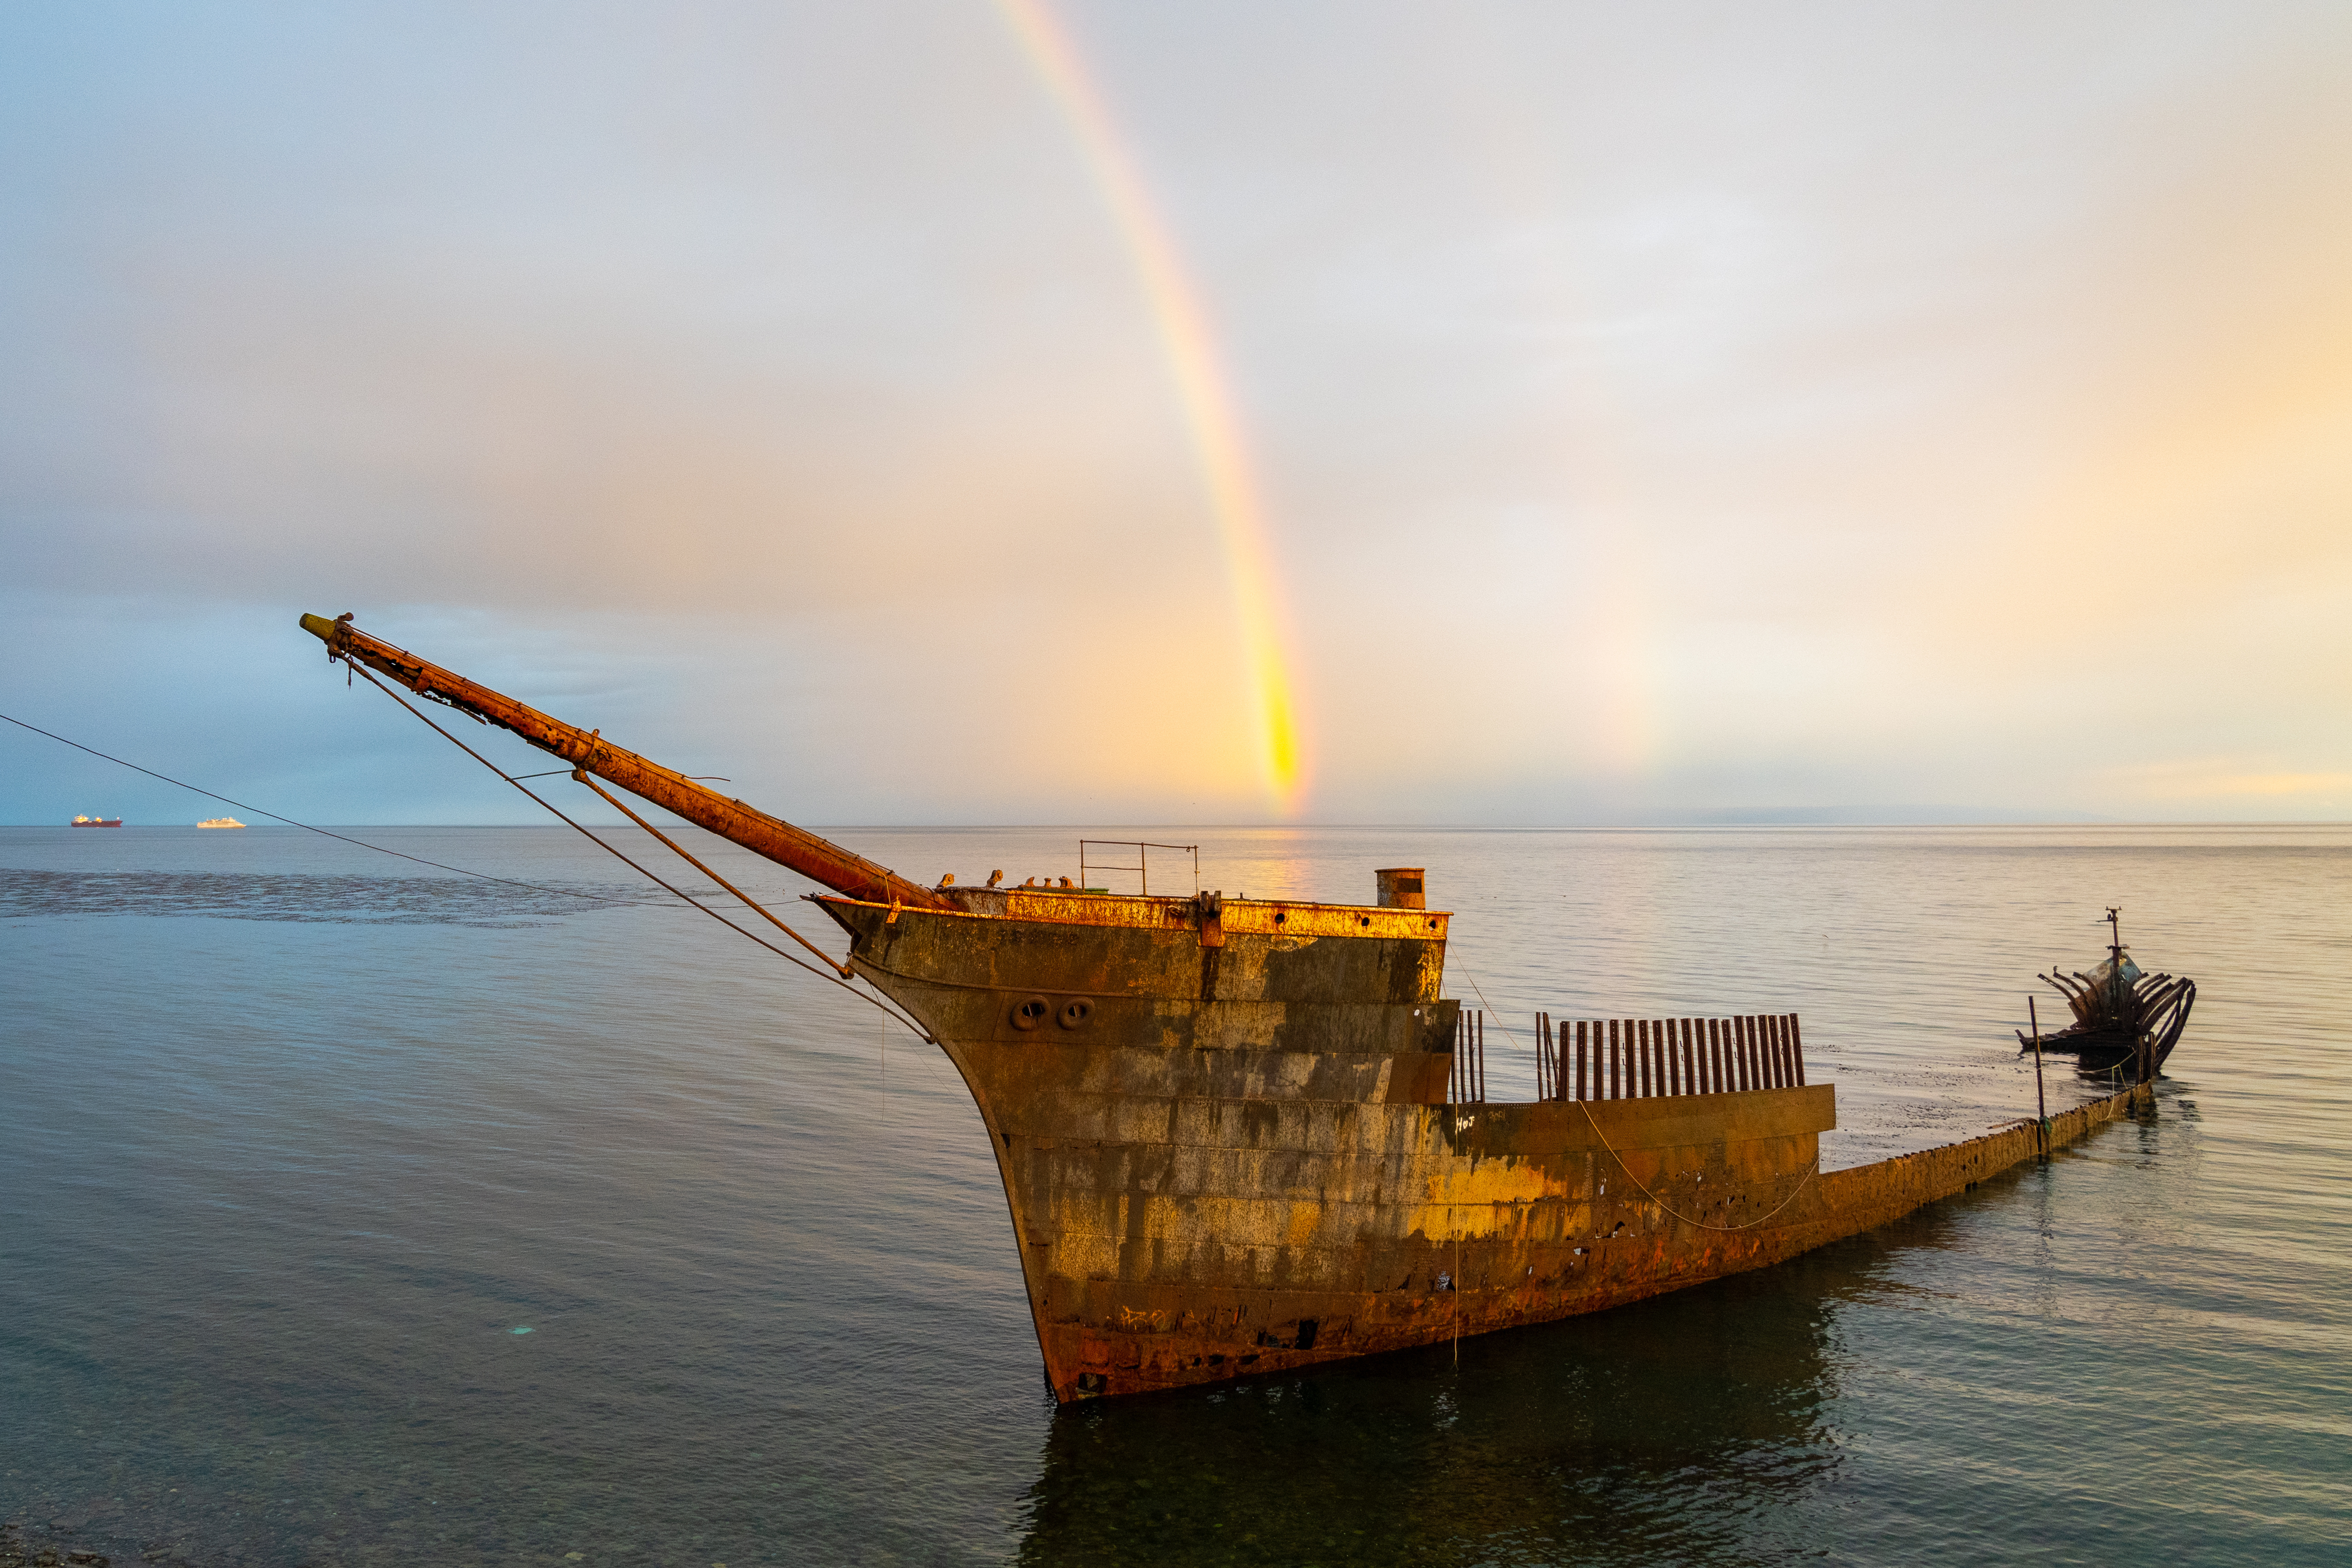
<box><xmin>3</xmin><ymin>823</ymin><xmax>2347</xmax><ymax>1566</ymax></box>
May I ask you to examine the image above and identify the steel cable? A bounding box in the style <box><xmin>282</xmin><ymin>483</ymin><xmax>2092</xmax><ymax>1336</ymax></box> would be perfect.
<box><xmin>343</xmin><ymin>665</ymin><xmax>937</xmax><ymax>1042</ymax></box>
<box><xmin>2</xmin><ymin>710</ymin><xmax>612</xmax><ymax>903</ymax></box>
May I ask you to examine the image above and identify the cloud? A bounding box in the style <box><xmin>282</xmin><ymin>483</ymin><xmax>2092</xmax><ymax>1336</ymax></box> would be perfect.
<box><xmin>4</xmin><ymin>1</ymin><xmax>2350</xmax><ymax>822</ymax></box>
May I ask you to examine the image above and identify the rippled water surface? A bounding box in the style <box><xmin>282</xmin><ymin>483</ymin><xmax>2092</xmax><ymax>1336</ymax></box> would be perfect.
<box><xmin>4</xmin><ymin>824</ymin><xmax>2347</xmax><ymax>1565</ymax></box>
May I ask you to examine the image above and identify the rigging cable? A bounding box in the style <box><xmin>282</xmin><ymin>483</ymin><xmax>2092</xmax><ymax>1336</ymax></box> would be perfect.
<box><xmin>1</xmin><ymin>710</ymin><xmax>611</xmax><ymax>903</ymax></box>
<box><xmin>567</xmin><ymin>766</ymin><xmax>856</xmax><ymax>976</ymax></box>
<box><xmin>1461</xmin><ymin>969</ymin><xmax>1529</xmax><ymax>1055</ymax></box>
<box><xmin>341</xmin><ymin>663</ymin><xmax>937</xmax><ymax>1042</ymax></box>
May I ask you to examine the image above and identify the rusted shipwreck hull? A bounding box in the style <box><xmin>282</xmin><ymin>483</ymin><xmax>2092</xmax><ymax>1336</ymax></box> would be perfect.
<box><xmin>300</xmin><ymin>612</ymin><xmax>2154</xmax><ymax>1404</ymax></box>
<box><xmin>821</xmin><ymin>889</ymin><xmax>2147</xmax><ymax>1399</ymax></box>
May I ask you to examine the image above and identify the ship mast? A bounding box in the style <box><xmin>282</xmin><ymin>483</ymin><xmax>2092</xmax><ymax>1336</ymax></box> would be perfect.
<box><xmin>299</xmin><ymin>613</ymin><xmax>953</xmax><ymax>911</ymax></box>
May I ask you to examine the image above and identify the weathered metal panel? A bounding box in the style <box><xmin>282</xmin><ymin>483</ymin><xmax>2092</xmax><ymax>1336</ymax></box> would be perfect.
<box><xmin>849</xmin><ymin>887</ymin><xmax>2146</xmax><ymax>1400</ymax></box>
<box><xmin>1007</xmin><ymin>1076</ymin><xmax>2145</xmax><ymax>1400</ymax></box>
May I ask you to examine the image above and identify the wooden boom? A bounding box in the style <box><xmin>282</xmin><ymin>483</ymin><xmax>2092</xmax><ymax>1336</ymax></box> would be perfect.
<box><xmin>299</xmin><ymin>612</ymin><xmax>952</xmax><ymax>911</ymax></box>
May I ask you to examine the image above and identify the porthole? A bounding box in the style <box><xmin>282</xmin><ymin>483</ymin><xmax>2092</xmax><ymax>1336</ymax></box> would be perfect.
<box><xmin>1058</xmin><ymin>998</ymin><xmax>1094</xmax><ymax>1030</ymax></box>
<box><xmin>1010</xmin><ymin>996</ymin><xmax>1050</xmax><ymax>1031</ymax></box>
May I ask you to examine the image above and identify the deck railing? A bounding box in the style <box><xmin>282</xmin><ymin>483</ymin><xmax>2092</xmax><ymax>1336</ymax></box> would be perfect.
<box><xmin>1449</xmin><ymin>1010</ymin><xmax>1805</xmax><ymax>1105</ymax></box>
<box><xmin>1532</xmin><ymin>1013</ymin><xmax>1805</xmax><ymax>1100</ymax></box>
<box><xmin>1453</xmin><ymin>1010</ymin><xmax>1486</xmax><ymax>1103</ymax></box>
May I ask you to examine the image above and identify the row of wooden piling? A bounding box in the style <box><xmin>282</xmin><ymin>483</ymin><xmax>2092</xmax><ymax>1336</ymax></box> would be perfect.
<box><xmin>1532</xmin><ymin>1013</ymin><xmax>1805</xmax><ymax>1102</ymax></box>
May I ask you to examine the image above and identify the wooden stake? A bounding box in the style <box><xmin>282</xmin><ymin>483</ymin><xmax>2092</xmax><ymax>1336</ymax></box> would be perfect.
<box><xmin>2029</xmin><ymin>993</ymin><xmax>2048</xmax><ymax>1158</ymax></box>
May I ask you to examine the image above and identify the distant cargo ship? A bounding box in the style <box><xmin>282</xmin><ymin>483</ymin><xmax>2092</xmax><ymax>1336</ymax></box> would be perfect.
<box><xmin>69</xmin><ymin>815</ymin><xmax>123</xmax><ymax>827</ymax></box>
<box><xmin>197</xmin><ymin>817</ymin><xmax>246</xmax><ymax>828</ymax></box>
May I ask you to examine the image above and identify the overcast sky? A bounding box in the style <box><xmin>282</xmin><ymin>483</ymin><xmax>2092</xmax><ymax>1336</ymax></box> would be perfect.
<box><xmin>5</xmin><ymin>1</ymin><xmax>2348</xmax><ymax>826</ymax></box>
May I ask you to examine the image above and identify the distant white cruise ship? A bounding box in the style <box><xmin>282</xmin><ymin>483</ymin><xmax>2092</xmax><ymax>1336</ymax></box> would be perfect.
<box><xmin>197</xmin><ymin>817</ymin><xmax>246</xmax><ymax>828</ymax></box>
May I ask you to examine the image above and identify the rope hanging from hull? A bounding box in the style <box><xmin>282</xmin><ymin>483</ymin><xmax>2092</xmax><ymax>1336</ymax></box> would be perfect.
<box><xmin>1570</xmin><ymin>1095</ymin><xmax>1825</xmax><ymax>1235</ymax></box>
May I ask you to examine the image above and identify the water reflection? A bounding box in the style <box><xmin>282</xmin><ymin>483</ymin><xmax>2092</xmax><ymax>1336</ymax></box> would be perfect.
<box><xmin>1014</xmin><ymin>1231</ymin><xmax>1908</xmax><ymax>1567</ymax></box>
<box><xmin>7</xmin><ymin>826</ymin><xmax>2344</xmax><ymax>1567</ymax></box>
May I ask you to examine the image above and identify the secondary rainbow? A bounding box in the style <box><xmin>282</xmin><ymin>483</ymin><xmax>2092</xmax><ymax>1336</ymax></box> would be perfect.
<box><xmin>996</xmin><ymin>0</ymin><xmax>1306</xmax><ymax>807</ymax></box>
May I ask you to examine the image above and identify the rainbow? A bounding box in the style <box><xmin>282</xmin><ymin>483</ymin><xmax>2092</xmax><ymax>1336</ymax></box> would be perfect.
<box><xmin>995</xmin><ymin>0</ymin><xmax>1305</xmax><ymax>808</ymax></box>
